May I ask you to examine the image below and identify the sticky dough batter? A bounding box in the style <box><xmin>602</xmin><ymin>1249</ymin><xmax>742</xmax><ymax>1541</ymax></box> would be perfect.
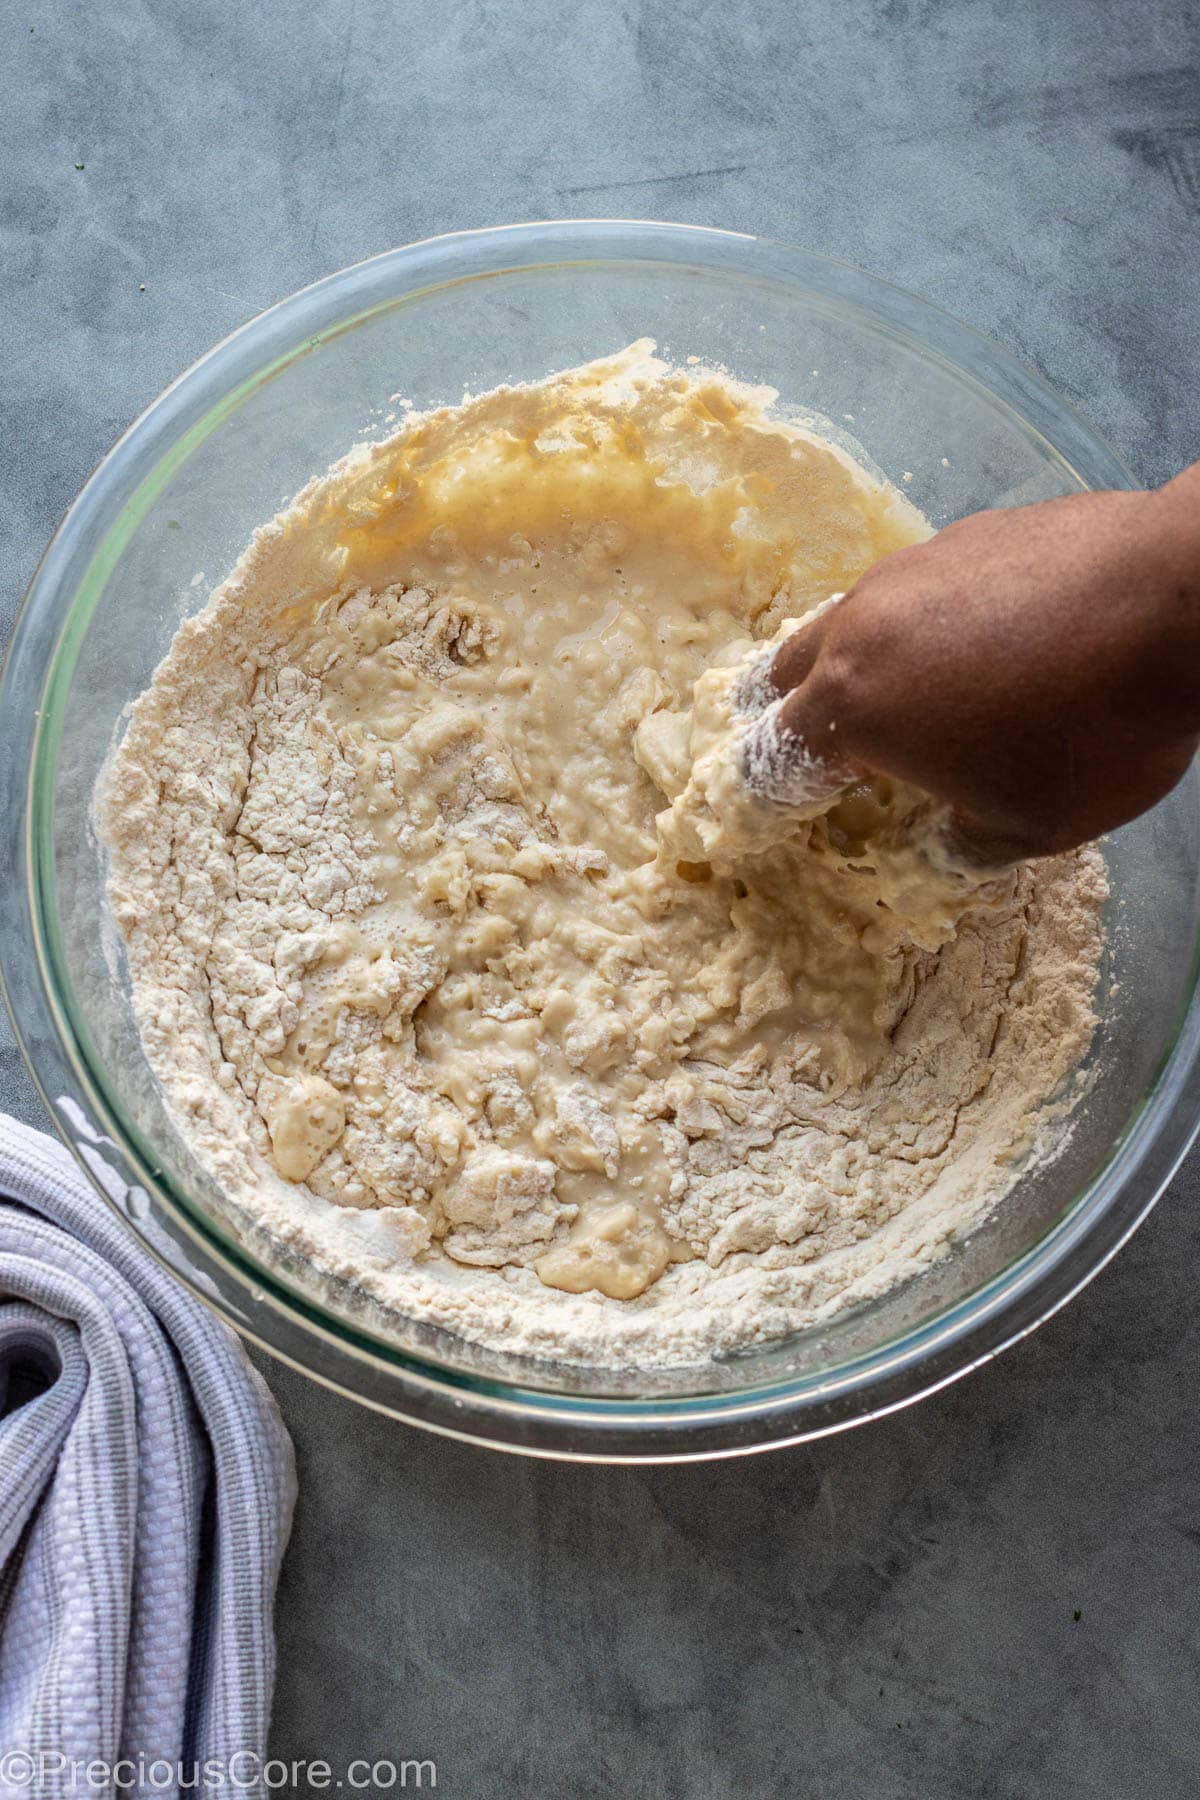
<box><xmin>100</xmin><ymin>344</ymin><xmax>1106</xmax><ymax>1367</ymax></box>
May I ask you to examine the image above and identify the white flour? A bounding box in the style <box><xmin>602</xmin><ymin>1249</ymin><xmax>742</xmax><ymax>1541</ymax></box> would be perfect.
<box><xmin>98</xmin><ymin>345</ymin><xmax>1107</xmax><ymax>1368</ymax></box>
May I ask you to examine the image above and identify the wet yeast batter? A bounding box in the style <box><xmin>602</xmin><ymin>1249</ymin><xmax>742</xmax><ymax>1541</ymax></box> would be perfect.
<box><xmin>100</xmin><ymin>345</ymin><xmax>1106</xmax><ymax>1365</ymax></box>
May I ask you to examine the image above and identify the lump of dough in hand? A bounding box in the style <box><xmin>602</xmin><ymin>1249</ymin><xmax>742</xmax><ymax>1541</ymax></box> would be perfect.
<box><xmin>264</xmin><ymin>1074</ymin><xmax>346</xmax><ymax>1182</ymax></box>
<box><xmin>647</xmin><ymin>619</ymin><xmax>852</xmax><ymax>868</ymax></box>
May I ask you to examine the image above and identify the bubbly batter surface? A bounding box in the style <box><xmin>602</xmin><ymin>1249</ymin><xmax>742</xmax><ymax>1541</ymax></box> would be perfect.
<box><xmin>100</xmin><ymin>345</ymin><xmax>1106</xmax><ymax>1367</ymax></box>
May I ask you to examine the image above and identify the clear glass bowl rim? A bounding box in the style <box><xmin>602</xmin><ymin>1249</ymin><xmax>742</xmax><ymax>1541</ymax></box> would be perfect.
<box><xmin>3</xmin><ymin>219</ymin><xmax>1199</xmax><ymax>1462</ymax></box>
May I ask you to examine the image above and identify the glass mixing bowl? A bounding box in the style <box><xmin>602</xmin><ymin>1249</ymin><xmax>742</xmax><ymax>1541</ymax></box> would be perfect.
<box><xmin>3</xmin><ymin>222</ymin><xmax>1199</xmax><ymax>1461</ymax></box>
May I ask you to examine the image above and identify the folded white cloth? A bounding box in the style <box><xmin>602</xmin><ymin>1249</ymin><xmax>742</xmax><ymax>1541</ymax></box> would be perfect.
<box><xmin>0</xmin><ymin>1115</ymin><xmax>296</xmax><ymax>1800</ymax></box>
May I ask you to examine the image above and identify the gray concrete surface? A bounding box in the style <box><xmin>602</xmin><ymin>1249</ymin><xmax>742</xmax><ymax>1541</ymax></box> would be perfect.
<box><xmin>4</xmin><ymin>0</ymin><xmax>1200</xmax><ymax>1793</ymax></box>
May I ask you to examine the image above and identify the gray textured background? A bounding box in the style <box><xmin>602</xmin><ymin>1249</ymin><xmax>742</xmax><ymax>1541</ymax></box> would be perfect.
<box><xmin>4</xmin><ymin>0</ymin><xmax>1200</xmax><ymax>1794</ymax></box>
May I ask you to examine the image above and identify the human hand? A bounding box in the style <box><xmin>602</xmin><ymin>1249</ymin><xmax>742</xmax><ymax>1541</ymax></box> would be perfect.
<box><xmin>766</xmin><ymin>467</ymin><xmax>1200</xmax><ymax>862</ymax></box>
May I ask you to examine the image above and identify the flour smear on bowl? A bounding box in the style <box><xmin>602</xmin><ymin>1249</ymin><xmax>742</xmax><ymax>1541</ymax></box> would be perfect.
<box><xmin>98</xmin><ymin>343</ymin><xmax>1106</xmax><ymax>1367</ymax></box>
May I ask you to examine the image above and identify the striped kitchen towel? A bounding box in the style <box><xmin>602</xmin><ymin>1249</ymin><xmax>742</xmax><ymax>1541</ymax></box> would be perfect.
<box><xmin>0</xmin><ymin>1114</ymin><xmax>296</xmax><ymax>1800</ymax></box>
